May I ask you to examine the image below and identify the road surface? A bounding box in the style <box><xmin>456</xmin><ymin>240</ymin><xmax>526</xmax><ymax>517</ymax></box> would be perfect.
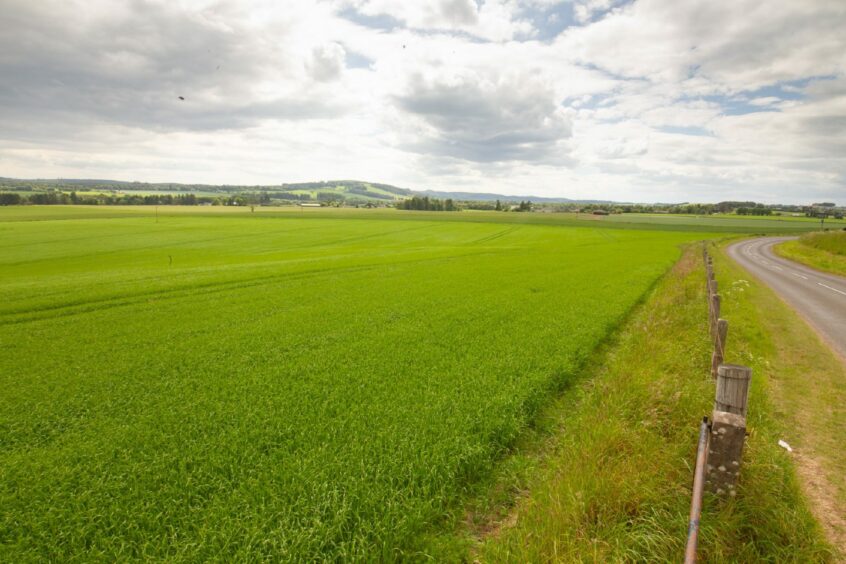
<box><xmin>727</xmin><ymin>237</ymin><xmax>846</xmax><ymax>360</ymax></box>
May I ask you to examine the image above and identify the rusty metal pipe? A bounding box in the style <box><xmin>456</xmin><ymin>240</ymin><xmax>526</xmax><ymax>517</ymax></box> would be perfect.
<box><xmin>685</xmin><ymin>416</ymin><xmax>710</xmax><ymax>564</ymax></box>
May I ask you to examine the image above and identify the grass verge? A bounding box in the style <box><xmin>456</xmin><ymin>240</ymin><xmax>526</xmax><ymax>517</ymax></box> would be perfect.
<box><xmin>470</xmin><ymin>244</ymin><xmax>832</xmax><ymax>562</ymax></box>
<box><xmin>775</xmin><ymin>233</ymin><xmax>846</xmax><ymax>277</ymax></box>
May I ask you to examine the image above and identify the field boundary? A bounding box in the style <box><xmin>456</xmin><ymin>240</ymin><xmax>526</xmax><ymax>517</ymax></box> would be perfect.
<box><xmin>685</xmin><ymin>245</ymin><xmax>754</xmax><ymax>561</ymax></box>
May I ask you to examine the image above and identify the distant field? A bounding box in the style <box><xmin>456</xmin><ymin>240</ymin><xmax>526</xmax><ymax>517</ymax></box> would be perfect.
<box><xmin>0</xmin><ymin>206</ymin><xmax>721</xmax><ymax>560</ymax></box>
<box><xmin>2</xmin><ymin>205</ymin><xmax>840</xmax><ymax>233</ymax></box>
<box><xmin>600</xmin><ymin>212</ymin><xmax>846</xmax><ymax>231</ymax></box>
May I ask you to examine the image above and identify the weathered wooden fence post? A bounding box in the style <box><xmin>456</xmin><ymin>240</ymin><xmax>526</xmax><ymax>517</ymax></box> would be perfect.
<box><xmin>710</xmin><ymin>319</ymin><xmax>728</xmax><ymax>379</ymax></box>
<box><xmin>714</xmin><ymin>364</ymin><xmax>751</xmax><ymax>416</ymax></box>
<box><xmin>710</xmin><ymin>293</ymin><xmax>720</xmax><ymax>338</ymax></box>
<box><xmin>707</xmin><ymin>364</ymin><xmax>751</xmax><ymax>495</ymax></box>
<box><xmin>706</xmin><ymin>258</ymin><xmax>714</xmax><ymax>290</ymax></box>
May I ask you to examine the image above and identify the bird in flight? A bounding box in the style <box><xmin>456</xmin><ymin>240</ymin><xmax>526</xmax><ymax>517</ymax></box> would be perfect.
<box><xmin>178</xmin><ymin>96</ymin><xmax>185</xmax><ymax>101</ymax></box>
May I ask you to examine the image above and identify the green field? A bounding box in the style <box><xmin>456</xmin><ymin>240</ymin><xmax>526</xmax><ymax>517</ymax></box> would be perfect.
<box><xmin>4</xmin><ymin>204</ymin><xmax>841</xmax><ymax>232</ymax></box>
<box><xmin>600</xmin><ymin>212</ymin><xmax>846</xmax><ymax>231</ymax></box>
<box><xmin>0</xmin><ymin>206</ymin><xmax>727</xmax><ymax>560</ymax></box>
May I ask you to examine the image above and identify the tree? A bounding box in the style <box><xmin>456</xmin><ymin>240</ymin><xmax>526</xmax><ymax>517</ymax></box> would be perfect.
<box><xmin>397</xmin><ymin>195</ymin><xmax>458</xmax><ymax>211</ymax></box>
<box><xmin>0</xmin><ymin>193</ymin><xmax>22</xmax><ymax>206</ymax></box>
<box><xmin>495</xmin><ymin>199</ymin><xmax>502</xmax><ymax>211</ymax></box>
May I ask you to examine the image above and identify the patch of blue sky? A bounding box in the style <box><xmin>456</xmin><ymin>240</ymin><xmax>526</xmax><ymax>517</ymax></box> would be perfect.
<box><xmin>345</xmin><ymin>50</ymin><xmax>374</xmax><ymax>69</ymax></box>
<box><xmin>577</xmin><ymin>0</ymin><xmax>636</xmax><ymax>24</ymax></box>
<box><xmin>516</xmin><ymin>2</ymin><xmax>576</xmax><ymax>41</ymax></box>
<box><xmin>747</xmin><ymin>75</ymin><xmax>836</xmax><ymax>98</ymax></box>
<box><xmin>565</xmin><ymin>91</ymin><xmax>617</xmax><ymax>110</ymax></box>
<box><xmin>690</xmin><ymin>76</ymin><xmax>837</xmax><ymax>116</ymax></box>
<box><xmin>337</xmin><ymin>6</ymin><xmax>402</xmax><ymax>31</ymax></box>
<box><xmin>711</xmin><ymin>95</ymin><xmax>780</xmax><ymax>116</ymax></box>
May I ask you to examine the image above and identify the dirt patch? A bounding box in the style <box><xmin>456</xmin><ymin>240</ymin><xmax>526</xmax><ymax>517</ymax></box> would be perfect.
<box><xmin>793</xmin><ymin>452</ymin><xmax>846</xmax><ymax>558</ymax></box>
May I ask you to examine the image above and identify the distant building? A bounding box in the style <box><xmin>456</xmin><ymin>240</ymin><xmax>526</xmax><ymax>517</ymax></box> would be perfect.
<box><xmin>299</xmin><ymin>203</ymin><xmax>321</xmax><ymax>208</ymax></box>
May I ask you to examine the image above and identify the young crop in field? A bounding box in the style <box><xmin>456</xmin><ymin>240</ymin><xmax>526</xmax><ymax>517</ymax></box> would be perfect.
<box><xmin>0</xmin><ymin>207</ymin><xmax>712</xmax><ymax>560</ymax></box>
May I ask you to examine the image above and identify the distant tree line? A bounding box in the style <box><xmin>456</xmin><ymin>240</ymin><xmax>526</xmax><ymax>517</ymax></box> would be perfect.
<box><xmin>397</xmin><ymin>196</ymin><xmax>458</xmax><ymax>211</ymax></box>
<box><xmin>735</xmin><ymin>206</ymin><xmax>772</xmax><ymax>216</ymax></box>
<box><xmin>541</xmin><ymin>201</ymin><xmax>842</xmax><ymax>218</ymax></box>
<box><xmin>0</xmin><ymin>191</ymin><xmax>253</xmax><ymax>207</ymax></box>
<box><xmin>0</xmin><ymin>189</ymin><xmax>842</xmax><ymax>219</ymax></box>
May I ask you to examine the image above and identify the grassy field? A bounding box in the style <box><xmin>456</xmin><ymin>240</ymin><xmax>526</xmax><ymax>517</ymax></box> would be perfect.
<box><xmin>474</xmin><ymin>245</ymin><xmax>831</xmax><ymax>561</ymax></box>
<box><xmin>601</xmin><ymin>212</ymin><xmax>846</xmax><ymax>232</ymax></box>
<box><xmin>776</xmin><ymin>231</ymin><xmax>846</xmax><ymax>276</ymax></box>
<box><xmin>2</xmin><ymin>204</ymin><xmax>841</xmax><ymax>233</ymax></box>
<box><xmin>0</xmin><ymin>206</ymin><xmax>718</xmax><ymax>561</ymax></box>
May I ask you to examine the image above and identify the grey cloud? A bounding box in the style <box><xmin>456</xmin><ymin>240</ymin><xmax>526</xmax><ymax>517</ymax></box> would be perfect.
<box><xmin>0</xmin><ymin>1</ymin><xmax>342</xmax><ymax>139</ymax></box>
<box><xmin>396</xmin><ymin>73</ymin><xmax>573</xmax><ymax>163</ymax></box>
<box><xmin>438</xmin><ymin>0</ymin><xmax>478</xmax><ymax>26</ymax></box>
<box><xmin>308</xmin><ymin>43</ymin><xmax>346</xmax><ymax>81</ymax></box>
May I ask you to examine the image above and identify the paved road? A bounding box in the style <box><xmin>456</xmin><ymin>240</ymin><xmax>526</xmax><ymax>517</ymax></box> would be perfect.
<box><xmin>727</xmin><ymin>237</ymin><xmax>846</xmax><ymax>359</ymax></box>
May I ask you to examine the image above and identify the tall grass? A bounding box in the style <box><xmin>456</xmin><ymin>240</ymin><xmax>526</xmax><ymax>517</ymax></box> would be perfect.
<box><xmin>799</xmin><ymin>230</ymin><xmax>846</xmax><ymax>255</ymax></box>
<box><xmin>776</xmin><ymin>231</ymin><xmax>846</xmax><ymax>276</ymax></box>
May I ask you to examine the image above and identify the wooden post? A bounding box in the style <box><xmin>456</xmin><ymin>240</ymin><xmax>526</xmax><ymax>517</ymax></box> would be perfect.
<box><xmin>707</xmin><ymin>365</ymin><xmax>751</xmax><ymax>495</ymax></box>
<box><xmin>710</xmin><ymin>294</ymin><xmax>720</xmax><ymax>338</ymax></box>
<box><xmin>715</xmin><ymin>364</ymin><xmax>751</xmax><ymax>417</ymax></box>
<box><xmin>710</xmin><ymin>319</ymin><xmax>728</xmax><ymax>379</ymax></box>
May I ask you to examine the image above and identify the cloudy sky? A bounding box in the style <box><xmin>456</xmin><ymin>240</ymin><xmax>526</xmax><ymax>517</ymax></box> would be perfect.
<box><xmin>1</xmin><ymin>0</ymin><xmax>845</xmax><ymax>203</ymax></box>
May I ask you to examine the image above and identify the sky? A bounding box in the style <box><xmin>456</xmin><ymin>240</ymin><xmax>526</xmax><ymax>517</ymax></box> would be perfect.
<box><xmin>1</xmin><ymin>0</ymin><xmax>845</xmax><ymax>203</ymax></box>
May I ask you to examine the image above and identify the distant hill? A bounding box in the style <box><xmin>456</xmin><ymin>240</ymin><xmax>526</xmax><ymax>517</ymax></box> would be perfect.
<box><xmin>0</xmin><ymin>178</ymin><xmax>412</xmax><ymax>203</ymax></box>
<box><xmin>415</xmin><ymin>190</ymin><xmax>620</xmax><ymax>204</ymax></box>
<box><xmin>0</xmin><ymin>177</ymin><xmax>619</xmax><ymax>204</ymax></box>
